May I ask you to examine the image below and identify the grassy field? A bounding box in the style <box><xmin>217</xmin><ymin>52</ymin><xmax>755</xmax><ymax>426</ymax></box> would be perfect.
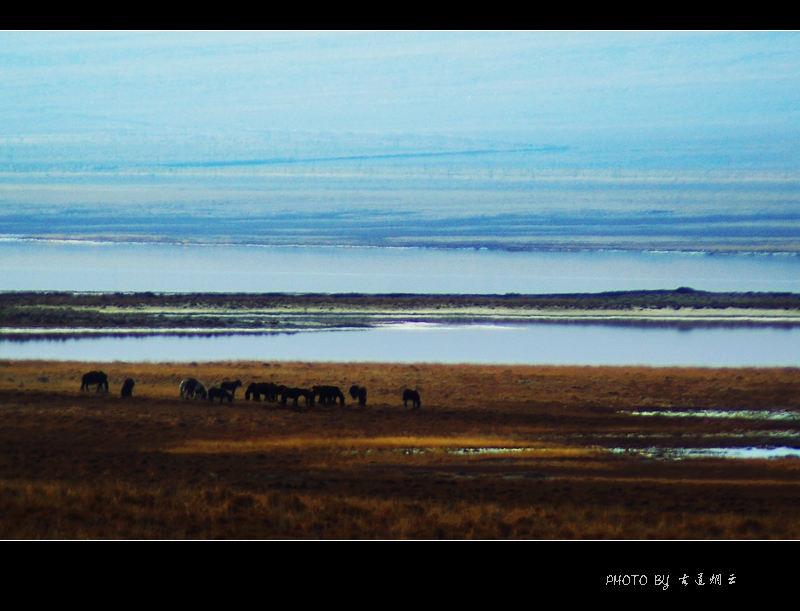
<box><xmin>1</xmin><ymin>360</ymin><xmax>799</xmax><ymax>539</ymax></box>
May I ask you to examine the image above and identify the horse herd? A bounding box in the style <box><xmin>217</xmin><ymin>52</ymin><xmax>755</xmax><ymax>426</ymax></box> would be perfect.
<box><xmin>79</xmin><ymin>370</ymin><xmax>421</xmax><ymax>410</ymax></box>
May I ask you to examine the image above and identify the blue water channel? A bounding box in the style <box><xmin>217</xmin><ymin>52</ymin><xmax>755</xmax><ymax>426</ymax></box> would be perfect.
<box><xmin>2</xmin><ymin>323</ymin><xmax>798</xmax><ymax>366</ymax></box>
<box><xmin>2</xmin><ymin>239</ymin><xmax>799</xmax><ymax>293</ymax></box>
<box><xmin>2</xmin><ymin>240</ymin><xmax>799</xmax><ymax>365</ymax></box>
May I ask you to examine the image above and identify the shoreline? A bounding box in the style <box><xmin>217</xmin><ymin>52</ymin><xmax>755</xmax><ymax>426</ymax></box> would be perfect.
<box><xmin>2</xmin><ymin>312</ymin><xmax>800</xmax><ymax>340</ymax></box>
<box><xmin>2</xmin><ymin>290</ymin><xmax>800</xmax><ymax>338</ymax></box>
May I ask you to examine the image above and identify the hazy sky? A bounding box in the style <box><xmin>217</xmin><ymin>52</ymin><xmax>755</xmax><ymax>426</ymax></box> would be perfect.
<box><xmin>2</xmin><ymin>31</ymin><xmax>798</xmax><ymax>141</ymax></box>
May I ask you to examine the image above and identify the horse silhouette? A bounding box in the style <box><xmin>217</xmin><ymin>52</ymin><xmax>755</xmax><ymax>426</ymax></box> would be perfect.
<box><xmin>180</xmin><ymin>378</ymin><xmax>208</xmax><ymax>400</ymax></box>
<box><xmin>245</xmin><ymin>382</ymin><xmax>284</xmax><ymax>402</ymax></box>
<box><xmin>313</xmin><ymin>385</ymin><xmax>345</xmax><ymax>405</ymax></box>
<box><xmin>349</xmin><ymin>385</ymin><xmax>367</xmax><ymax>405</ymax></box>
<box><xmin>220</xmin><ymin>380</ymin><xmax>242</xmax><ymax>397</ymax></box>
<box><xmin>120</xmin><ymin>378</ymin><xmax>135</xmax><ymax>398</ymax></box>
<box><xmin>208</xmin><ymin>386</ymin><xmax>233</xmax><ymax>403</ymax></box>
<box><xmin>402</xmin><ymin>389</ymin><xmax>421</xmax><ymax>410</ymax></box>
<box><xmin>281</xmin><ymin>387</ymin><xmax>314</xmax><ymax>409</ymax></box>
<box><xmin>81</xmin><ymin>371</ymin><xmax>109</xmax><ymax>392</ymax></box>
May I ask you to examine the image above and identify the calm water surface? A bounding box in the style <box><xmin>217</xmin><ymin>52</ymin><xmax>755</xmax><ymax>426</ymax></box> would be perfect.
<box><xmin>4</xmin><ymin>240</ymin><xmax>799</xmax><ymax>365</ymax></box>
<box><xmin>3</xmin><ymin>324</ymin><xmax>798</xmax><ymax>366</ymax></box>
<box><xmin>616</xmin><ymin>447</ymin><xmax>800</xmax><ymax>459</ymax></box>
<box><xmin>2</xmin><ymin>240</ymin><xmax>799</xmax><ymax>293</ymax></box>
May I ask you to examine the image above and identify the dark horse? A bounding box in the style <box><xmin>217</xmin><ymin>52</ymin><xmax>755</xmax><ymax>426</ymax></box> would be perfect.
<box><xmin>349</xmin><ymin>385</ymin><xmax>367</xmax><ymax>405</ymax></box>
<box><xmin>208</xmin><ymin>386</ymin><xmax>234</xmax><ymax>403</ymax></box>
<box><xmin>313</xmin><ymin>385</ymin><xmax>345</xmax><ymax>406</ymax></box>
<box><xmin>245</xmin><ymin>382</ymin><xmax>284</xmax><ymax>402</ymax></box>
<box><xmin>402</xmin><ymin>389</ymin><xmax>421</xmax><ymax>410</ymax></box>
<box><xmin>81</xmin><ymin>371</ymin><xmax>109</xmax><ymax>392</ymax></box>
<box><xmin>220</xmin><ymin>380</ymin><xmax>243</xmax><ymax>397</ymax></box>
<box><xmin>120</xmin><ymin>378</ymin><xmax>135</xmax><ymax>398</ymax></box>
<box><xmin>281</xmin><ymin>387</ymin><xmax>315</xmax><ymax>409</ymax></box>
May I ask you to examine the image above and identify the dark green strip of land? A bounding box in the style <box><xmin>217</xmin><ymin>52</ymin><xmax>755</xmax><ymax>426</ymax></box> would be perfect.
<box><xmin>3</xmin><ymin>288</ymin><xmax>800</xmax><ymax>309</ymax></box>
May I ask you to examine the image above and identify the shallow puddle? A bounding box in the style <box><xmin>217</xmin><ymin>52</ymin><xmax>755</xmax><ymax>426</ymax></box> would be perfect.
<box><xmin>388</xmin><ymin>447</ymin><xmax>527</xmax><ymax>456</ymax></box>
<box><xmin>613</xmin><ymin>446</ymin><xmax>800</xmax><ymax>460</ymax></box>
<box><xmin>448</xmin><ymin>448</ymin><xmax>526</xmax><ymax>455</ymax></box>
<box><xmin>622</xmin><ymin>409</ymin><xmax>800</xmax><ymax>421</ymax></box>
<box><xmin>570</xmin><ymin>431</ymin><xmax>800</xmax><ymax>441</ymax></box>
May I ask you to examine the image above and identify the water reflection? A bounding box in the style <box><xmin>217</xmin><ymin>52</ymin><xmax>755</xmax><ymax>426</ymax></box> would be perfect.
<box><xmin>614</xmin><ymin>446</ymin><xmax>800</xmax><ymax>460</ymax></box>
<box><xmin>1</xmin><ymin>323</ymin><xmax>798</xmax><ymax>366</ymax></box>
<box><xmin>622</xmin><ymin>409</ymin><xmax>800</xmax><ymax>421</ymax></box>
<box><xmin>449</xmin><ymin>448</ymin><xmax>526</xmax><ymax>455</ymax></box>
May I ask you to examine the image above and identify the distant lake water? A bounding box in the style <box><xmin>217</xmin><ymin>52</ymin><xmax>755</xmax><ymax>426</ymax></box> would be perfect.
<box><xmin>3</xmin><ymin>324</ymin><xmax>798</xmax><ymax>366</ymax></box>
<box><xmin>4</xmin><ymin>240</ymin><xmax>799</xmax><ymax>366</ymax></box>
<box><xmin>1</xmin><ymin>240</ymin><xmax>799</xmax><ymax>293</ymax></box>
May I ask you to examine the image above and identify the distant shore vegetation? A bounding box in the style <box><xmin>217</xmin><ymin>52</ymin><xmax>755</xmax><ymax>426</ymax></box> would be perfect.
<box><xmin>2</xmin><ymin>290</ymin><xmax>799</xmax><ymax>338</ymax></box>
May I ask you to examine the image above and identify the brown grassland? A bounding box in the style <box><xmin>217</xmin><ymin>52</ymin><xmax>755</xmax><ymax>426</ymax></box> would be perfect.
<box><xmin>1</xmin><ymin>359</ymin><xmax>799</xmax><ymax>539</ymax></box>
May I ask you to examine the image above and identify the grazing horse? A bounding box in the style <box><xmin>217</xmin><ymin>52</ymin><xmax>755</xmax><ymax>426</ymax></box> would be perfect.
<box><xmin>402</xmin><ymin>389</ymin><xmax>421</xmax><ymax>410</ymax></box>
<box><xmin>208</xmin><ymin>386</ymin><xmax>233</xmax><ymax>403</ymax></box>
<box><xmin>245</xmin><ymin>382</ymin><xmax>266</xmax><ymax>401</ymax></box>
<box><xmin>194</xmin><ymin>382</ymin><xmax>208</xmax><ymax>400</ymax></box>
<box><xmin>313</xmin><ymin>385</ymin><xmax>345</xmax><ymax>405</ymax></box>
<box><xmin>245</xmin><ymin>382</ymin><xmax>283</xmax><ymax>402</ymax></box>
<box><xmin>180</xmin><ymin>378</ymin><xmax>208</xmax><ymax>400</ymax></box>
<box><xmin>349</xmin><ymin>385</ymin><xmax>367</xmax><ymax>405</ymax></box>
<box><xmin>81</xmin><ymin>371</ymin><xmax>109</xmax><ymax>392</ymax></box>
<box><xmin>267</xmin><ymin>384</ymin><xmax>285</xmax><ymax>402</ymax></box>
<box><xmin>120</xmin><ymin>378</ymin><xmax>135</xmax><ymax>398</ymax></box>
<box><xmin>281</xmin><ymin>387</ymin><xmax>315</xmax><ymax>409</ymax></box>
<box><xmin>220</xmin><ymin>380</ymin><xmax>242</xmax><ymax>397</ymax></box>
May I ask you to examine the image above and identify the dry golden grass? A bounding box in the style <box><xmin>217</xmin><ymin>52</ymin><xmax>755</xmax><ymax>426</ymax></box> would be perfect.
<box><xmin>168</xmin><ymin>436</ymin><xmax>595</xmax><ymax>454</ymax></box>
<box><xmin>1</xmin><ymin>360</ymin><xmax>800</xmax><ymax>539</ymax></box>
<box><xmin>0</xmin><ymin>478</ymin><xmax>795</xmax><ymax>540</ymax></box>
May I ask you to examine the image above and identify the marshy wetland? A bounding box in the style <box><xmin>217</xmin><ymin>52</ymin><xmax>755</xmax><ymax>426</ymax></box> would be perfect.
<box><xmin>3</xmin><ymin>290</ymin><xmax>799</xmax><ymax>366</ymax></box>
<box><xmin>1</xmin><ymin>360</ymin><xmax>799</xmax><ymax>539</ymax></box>
<box><xmin>4</xmin><ymin>289</ymin><xmax>800</xmax><ymax>336</ymax></box>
